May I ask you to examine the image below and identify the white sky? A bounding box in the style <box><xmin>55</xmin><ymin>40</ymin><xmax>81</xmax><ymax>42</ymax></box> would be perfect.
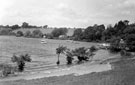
<box><xmin>0</xmin><ymin>0</ymin><xmax>135</xmax><ymax>27</ymax></box>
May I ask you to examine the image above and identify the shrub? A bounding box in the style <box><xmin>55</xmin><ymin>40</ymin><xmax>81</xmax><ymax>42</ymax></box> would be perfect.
<box><xmin>11</xmin><ymin>53</ymin><xmax>31</xmax><ymax>72</ymax></box>
<box><xmin>24</xmin><ymin>30</ymin><xmax>32</xmax><ymax>38</ymax></box>
<box><xmin>0</xmin><ymin>64</ymin><xmax>17</xmax><ymax>77</ymax></box>
<box><xmin>8</xmin><ymin>31</ymin><xmax>16</xmax><ymax>36</ymax></box>
<box><xmin>125</xmin><ymin>34</ymin><xmax>135</xmax><ymax>51</ymax></box>
<box><xmin>90</xmin><ymin>45</ymin><xmax>98</xmax><ymax>52</ymax></box>
<box><xmin>46</xmin><ymin>33</ymin><xmax>53</xmax><ymax>39</ymax></box>
<box><xmin>51</xmin><ymin>28</ymin><xmax>68</xmax><ymax>37</ymax></box>
<box><xmin>32</xmin><ymin>30</ymin><xmax>43</xmax><ymax>38</ymax></box>
<box><xmin>0</xmin><ymin>28</ymin><xmax>12</xmax><ymax>35</ymax></box>
<box><xmin>65</xmin><ymin>50</ymin><xmax>74</xmax><ymax>65</ymax></box>
<box><xmin>72</xmin><ymin>47</ymin><xmax>89</xmax><ymax>63</ymax></box>
<box><xmin>120</xmin><ymin>50</ymin><xmax>132</xmax><ymax>59</ymax></box>
<box><xmin>109</xmin><ymin>37</ymin><xmax>121</xmax><ymax>53</ymax></box>
<box><xmin>16</xmin><ymin>31</ymin><xmax>24</xmax><ymax>37</ymax></box>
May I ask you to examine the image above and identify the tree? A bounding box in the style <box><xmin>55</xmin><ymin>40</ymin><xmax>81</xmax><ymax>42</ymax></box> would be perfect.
<box><xmin>56</xmin><ymin>45</ymin><xmax>67</xmax><ymax>65</ymax></box>
<box><xmin>83</xmin><ymin>26</ymin><xmax>96</xmax><ymax>41</ymax></box>
<box><xmin>125</xmin><ymin>34</ymin><xmax>135</xmax><ymax>51</ymax></box>
<box><xmin>114</xmin><ymin>20</ymin><xmax>127</xmax><ymax>37</ymax></box>
<box><xmin>43</xmin><ymin>25</ymin><xmax>48</xmax><ymax>28</ymax></box>
<box><xmin>11</xmin><ymin>54</ymin><xmax>31</xmax><ymax>72</ymax></box>
<box><xmin>11</xmin><ymin>24</ymin><xmax>20</xmax><ymax>30</ymax></box>
<box><xmin>123</xmin><ymin>26</ymin><xmax>135</xmax><ymax>39</ymax></box>
<box><xmin>102</xmin><ymin>25</ymin><xmax>115</xmax><ymax>42</ymax></box>
<box><xmin>109</xmin><ymin>37</ymin><xmax>121</xmax><ymax>53</ymax></box>
<box><xmin>72</xmin><ymin>28</ymin><xmax>83</xmax><ymax>40</ymax></box>
<box><xmin>22</xmin><ymin>22</ymin><xmax>29</xmax><ymax>28</ymax></box>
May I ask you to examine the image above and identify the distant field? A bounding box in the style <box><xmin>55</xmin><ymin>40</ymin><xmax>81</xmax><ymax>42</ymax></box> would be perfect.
<box><xmin>13</xmin><ymin>28</ymin><xmax>75</xmax><ymax>36</ymax></box>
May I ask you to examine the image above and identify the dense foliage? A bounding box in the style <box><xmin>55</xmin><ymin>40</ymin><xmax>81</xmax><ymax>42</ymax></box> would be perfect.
<box><xmin>11</xmin><ymin>54</ymin><xmax>32</xmax><ymax>72</ymax></box>
<box><xmin>1</xmin><ymin>20</ymin><xmax>135</xmax><ymax>51</ymax></box>
<box><xmin>72</xmin><ymin>28</ymin><xmax>83</xmax><ymax>40</ymax></box>
<box><xmin>32</xmin><ymin>29</ymin><xmax>43</xmax><ymax>38</ymax></box>
<box><xmin>51</xmin><ymin>28</ymin><xmax>68</xmax><ymax>37</ymax></box>
<box><xmin>16</xmin><ymin>31</ymin><xmax>24</xmax><ymax>37</ymax></box>
<box><xmin>0</xmin><ymin>28</ymin><xmax>13</xmax><ymax>35</ymax></box>
<box><xmin>73</xmin><ymin>25</ymin><xmax>105</xmax><ymax>42</ymax></box>
<box><xmin>0</xmin><ymin>64</ymin><xmax>17</xmax><ymax>77</ymax></box>
<box><xmin>24</xmin><ymin>30</ymin><xmax>32</xmax><ymax>38</ymax></box>
<box><xmin>72</xmin><ymin>20</ymin><xmax>135</xmax><ymax>51</ymax></box>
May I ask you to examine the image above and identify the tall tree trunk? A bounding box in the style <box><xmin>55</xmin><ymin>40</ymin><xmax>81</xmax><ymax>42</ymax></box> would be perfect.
<box><xmin>57</xmin><ymin>54</ymin><xmax>60</xmax><ymax>65</ymax></box>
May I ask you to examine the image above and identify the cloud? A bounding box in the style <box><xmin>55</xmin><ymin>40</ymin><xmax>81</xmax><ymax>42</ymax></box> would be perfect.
<box><xmin>123</xmin><ymin>0</ymin><xmax>135</xmax><ymax>7</ymax></box>
<box><xmin>1</xmin><ymin>0</ymin><xmax>135</xmax><ymax>27</ymax></box>
<box><xmin>0</xmin><ymin>0</ymin><xmax>14</xmax><ymax>24</ymax></box>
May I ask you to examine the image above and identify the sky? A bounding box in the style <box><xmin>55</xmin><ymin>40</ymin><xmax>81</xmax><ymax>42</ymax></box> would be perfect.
<box><xmin>0</xmin><ymin>0</ymin><xmax>135</xmax><ymax>28</ymax></box>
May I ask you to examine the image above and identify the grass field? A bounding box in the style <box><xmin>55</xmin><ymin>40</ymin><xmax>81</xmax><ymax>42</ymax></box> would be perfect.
<box><xmin>0</xmin><ymin>36</ymin><xmax>101</xmax><ymax>75</ymax></box>
<box><xmin>0</xmin><ymin>36</ymin><xmax>123</xmax><ymax>85</ymax></box>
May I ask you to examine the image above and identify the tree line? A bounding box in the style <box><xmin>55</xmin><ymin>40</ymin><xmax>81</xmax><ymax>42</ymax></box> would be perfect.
<box><xmin>0</xmin><ymin>22</ymin><xmax>48</xmax><ymax>30</ymax></box>
<box><xmin>73</xmin><ymin>20</ymin><xmax>135</xmax><ymax>51</ymax></box>
<box><xmin>1</xmin><ymin>20</ymin><xmax>135</xmax><ymax>51</ymax></box>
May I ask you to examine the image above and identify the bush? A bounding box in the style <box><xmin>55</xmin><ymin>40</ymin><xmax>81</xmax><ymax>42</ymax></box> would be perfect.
<box><xmin>90</xmin><ymin>45</ymin><xmax>98</xmax><ymax>52</ymax></box>
<box><xmin>0</xmin><ymin>28</ymin><xmax>12</xmax><ymax>35</ymax></box>
<box><xmin>46</xmin><ymin>33</ymin><xmax>53</xmax><ymax>39</ymax></box>
<box><xmin>8</xmin><ymin>31</ymin><xmax>16</xmax><ymax>36</ymax></box>
<box><xmin>16</xmin><ymin>31</ymin><xmax>24</xmax><ymax>37</ymax></box>
<box><xmin>0</xmin><ymin>64</ymin><xmax>17</xmax><ymax>77</ymax></box>
<box><xmin>66</xmin><ymin>56</ymin><xmax>74</xmax><ymax>65</ymax></box>
<box><xmin>72</xmin><ymin>47</ymin><xmax>89</xmax><ymax>63</ymax></box>
<box><xmin>65</xmin><ymin>50</ymin><xmax>74</xmax><ymax>65</ymax></box>
<box><xmin>125</xmin><ymin>34</ymin><xmax>135</xmax><ymax>51</ymax></box>
<box><xmin>120</xmin><ymin>50</ymin><xmax>132</xmax><ymax>59</ymax></box>
<box><xmin>51</xmin><ymin>28</ymin><xmax>68</xmax><ymax>37</ymax></box>
<box><xmin>24</xmin><ymin>30</ymin><xmax>32</xmax><ymax>38</ymax></box>
<box><xmin>109</xmin><ymin>37</ymin><xmax>121</xmax><ymax>53</ymax></box>
<box><xmin>32</xmin><ymin>30</ymin><xmax>43</xmax><ymax>38</ymax></box>
<box><xmin>11</xmin><ymin>53</ymin><xmax>31</xmax><ymax>72</ymax></box>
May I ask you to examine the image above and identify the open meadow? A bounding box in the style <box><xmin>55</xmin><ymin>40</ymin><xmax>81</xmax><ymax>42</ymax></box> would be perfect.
<box><xmin>2</xmin><ymin>36</ymin><xmax>134</xmax><ymax>85</ymax></box>
<box><xmin>0</xmin><ymin>35</ymin><xmax>97</xmax><ymax>64</ymax></box>
<box><xmin>0</xmin><ymin>36</ymin><xmax>119</xmax><ymax>82</ymax></box>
